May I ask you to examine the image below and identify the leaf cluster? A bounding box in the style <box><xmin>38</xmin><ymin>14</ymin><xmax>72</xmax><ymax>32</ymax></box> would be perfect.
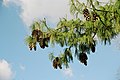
<box><xmin>25</xmin><ymin>0</ymin><xmax>120</xmax><ymax>69</ymax></box>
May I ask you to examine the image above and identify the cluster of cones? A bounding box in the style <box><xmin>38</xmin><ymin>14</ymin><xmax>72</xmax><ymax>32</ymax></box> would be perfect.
<box><xmin>29</xmin><ymin>29</ymin><xmax>50</xmax><ymax>51</ymax></box>
<box><xmin>53</xmin><ymin>57</ymin><xmax>62</xmax><ymax>69</ymax></box>
<box><xmin>79</xmin><ymin>42</ymin><xmax>96</xmax><ymax>66</ymax></box>
<box><xmin>83</xmin><ymin>8</ymin><xmax>98</xmax><ymax>22</ymax></box>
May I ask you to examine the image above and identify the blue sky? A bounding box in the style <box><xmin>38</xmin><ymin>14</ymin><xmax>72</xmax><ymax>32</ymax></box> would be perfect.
<box><xmin>0</xmin><ymin>0</ymin><xmax>120</xmax><ymax>80</ymax></box>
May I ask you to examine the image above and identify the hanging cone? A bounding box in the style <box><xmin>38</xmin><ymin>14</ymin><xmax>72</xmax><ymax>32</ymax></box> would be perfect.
<box><xmin>79</xmin><ymin>52</ymin><xmax>88</xmax><ymax>66</ymax></box>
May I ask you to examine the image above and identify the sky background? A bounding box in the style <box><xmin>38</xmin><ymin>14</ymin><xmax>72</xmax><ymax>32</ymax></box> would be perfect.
<box><xmin>0</xmin><ymin>0</ymin><xmax>120</xmax><ymax>80</ymax></box>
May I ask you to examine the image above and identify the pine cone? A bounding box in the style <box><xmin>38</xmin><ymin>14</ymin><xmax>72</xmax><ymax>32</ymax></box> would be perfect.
<box><xmin>83</xmin><ymin>9</ymin><xmax>89</xmax><ymax>17</ymax></box>
<box><xmin>92</xmin><ymin>12</ymin><xmax>98</xmax><ymax>22</ymax></box>
<box><xmin>29</xmin><ymin>42</ymin><xmax>34</xmax><ymax>51</ymax></box>
<box><xmin>53</xmin><ymin>59</ymin><xmax>57</xmax><ymax>69</ymax></box>
<box><xmin>34</xmin><ymin>46</ymin><xmax>36</xmax><ymax>51</ymax></box>
<box><xmin>79</xmin><ymin>53</ymin><xmax>88</xmax><ymax>66</ymax></box>
<box><xmin>32</xmin><ymin>30</ymin><xmax>38</xmax><ymax>38</ymax></box>
<box><xmin>91</xmin><ymin>44</ymin><xmax>95</xmax><ymax>53</ymax></box>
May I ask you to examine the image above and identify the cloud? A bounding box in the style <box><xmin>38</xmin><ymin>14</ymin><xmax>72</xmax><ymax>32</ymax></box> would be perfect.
<box><xmin>2</xmin><ymin>0</ymin><xmax>9</xmax><ymax>6</ymax></box>
<box><xmin>0</xmin><ymin>59</ymin><xmax>13</xmax><ymax>80</ymax></box>
<box><xmin>3</xmin><ymin>0</ymin><xmax>20</xmax><ymax>7</ymax></box>
<box><xmin>62</xmin><ymin>67</ymin><xmax>73</xmax><ymax>78</ymax></box>
<box><xmin>3</xmin><ymin>0</ymin><xmax>71</xmax><ymax>26</ymax></box>
<box><xmin>2</xmin><ymin>0</ymin><xmax>113</xmax><ymax>27</ymax></box>
<box><xmin>19</xmin><ymin>64</ymin><xmax>25</xmax><ymax>71</ymax></box>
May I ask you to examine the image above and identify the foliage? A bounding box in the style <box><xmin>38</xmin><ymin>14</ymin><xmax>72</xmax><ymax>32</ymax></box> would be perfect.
<box><xmin>25</xmin><ymin>0</ymin><xmax>120</xmax><ymax>69</ymax></box>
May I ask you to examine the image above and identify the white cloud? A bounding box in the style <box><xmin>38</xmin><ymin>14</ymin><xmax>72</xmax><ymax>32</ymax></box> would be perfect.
<box><xmin>62</xmin><ymin>67</ymin><xmax>73</xmax><ymax>78</ymax></box>
<box><xmin>20</xmin><ymin>64</ymin><xmax>25</xmax><ymax>71</ymax></box>
<box><xmin>0</xmin><ymin>59</ymin><xmax>13</xmax><ymax>80</ymax></box>
<box><xmin>3</xmin><ymin>0</ymin><xmax>71</xmax><ymax>26</ymax></box>
<box><xmin>2</xmin><ymin>0</ymin><xmax>114</xmax><ymax>27</ymax></box>
<box><xmin>3</xmin><ymin>0</ymin><xmax>10</xmax><ymax>6</ymax></box>
<box><xmin>3</xmin><ymin>0</ymin><xmax>21</xmax><ymax>7</ymax></box>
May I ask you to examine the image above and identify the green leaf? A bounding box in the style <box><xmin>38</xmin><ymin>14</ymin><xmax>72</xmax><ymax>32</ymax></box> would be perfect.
<box><xmin>94</xmin><ymin>0</ymin><xmax>99</xmax><ymax>6</ymax></box>
<box><xmin>49</xmin><ymin>53</ymin><xmax>55</xmax><ymax>61</ymax></box>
